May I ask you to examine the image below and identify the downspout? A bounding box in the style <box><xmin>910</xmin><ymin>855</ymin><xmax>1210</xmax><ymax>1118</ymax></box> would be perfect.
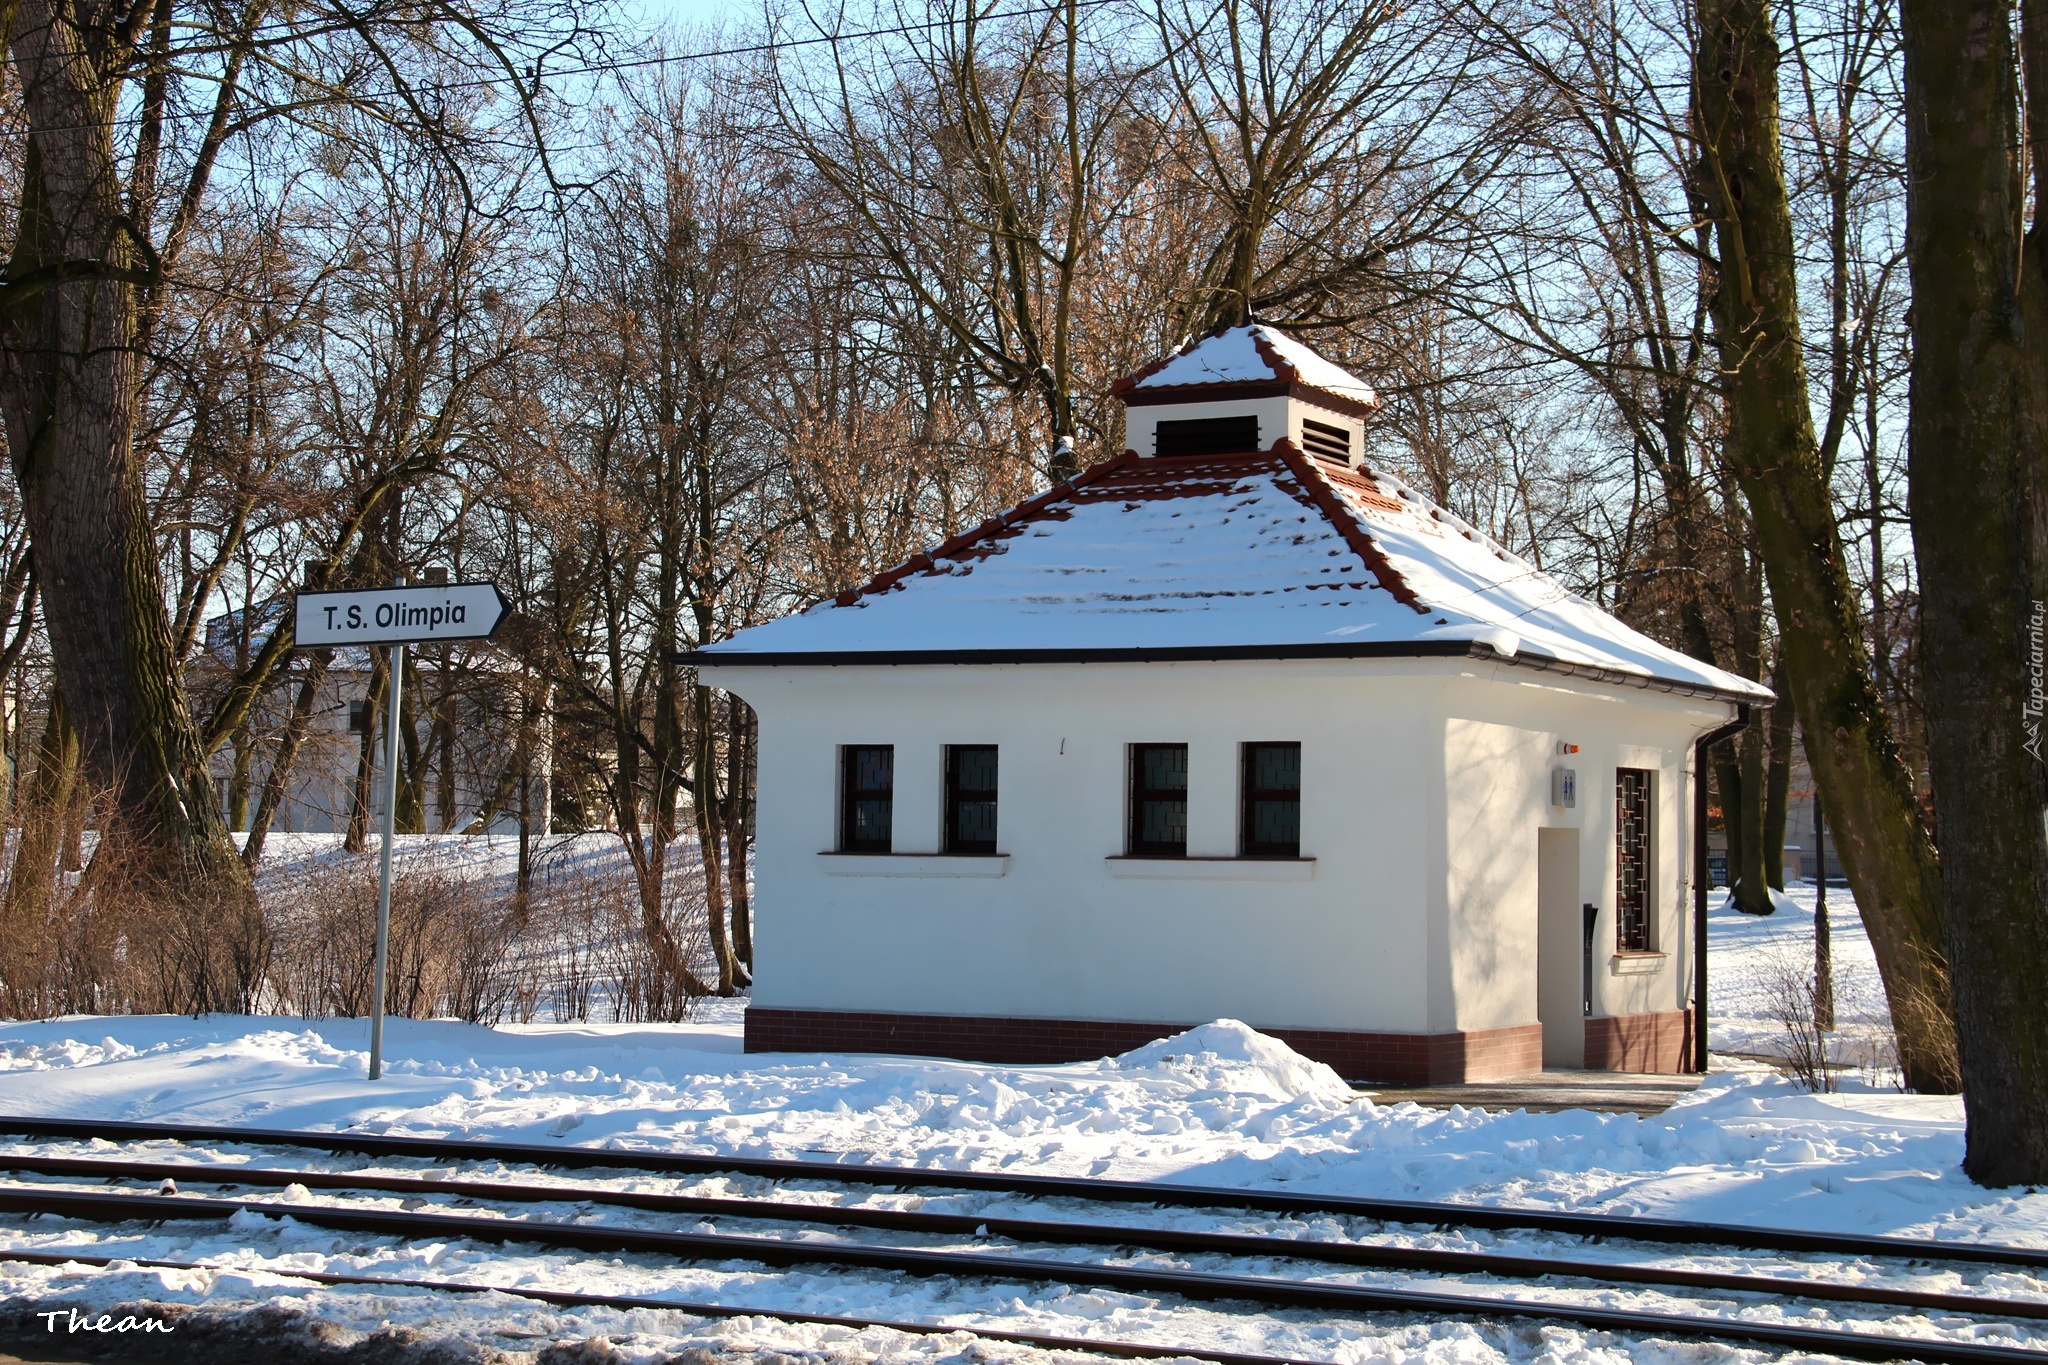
<box><xmin>1693</xmin><ymin>706</ymin><xmax>1751</xmax><ymax>1073</ymax></box>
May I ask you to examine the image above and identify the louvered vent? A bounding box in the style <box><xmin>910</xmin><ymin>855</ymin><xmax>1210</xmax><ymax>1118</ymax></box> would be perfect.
<box><xmin>1154</xmin><ymin>415</ymin><xmax>1259</xmax><ymax>457</ymax></box>
<box><xmin>1301</xmin><ymin>418</ymin><xmax>1352</xmax><ymax>463</ymax></box>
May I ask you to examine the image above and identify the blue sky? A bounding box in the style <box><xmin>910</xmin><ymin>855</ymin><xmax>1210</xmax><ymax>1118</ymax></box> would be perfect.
<box><xmin>617</xmin><ymin>0</ymin><xmax>759</xmax><ymax>36</ymax></box>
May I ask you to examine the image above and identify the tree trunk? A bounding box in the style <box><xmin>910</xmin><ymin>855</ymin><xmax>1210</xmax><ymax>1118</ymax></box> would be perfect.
<box><xmin>1</xmin><ymin>690</ymin><xmax>76</xmax><ymax>966</ymax></box>
<box><xmin>396</xmin><ymin>651</ymin><xmax>424</xmax><ymax>835</ymax></box>
<box><xmin>0</xmin><ymin>0</ymin><xmax>261</xmax><ymax>1007</ymax></box>
<box><xmin>433</xmin><ymin>652</ymin><xmax>456</xmax><ymax>832</ymax></box>
<box><xmin>725</xmin><ymin>693</ymin><xmax>752</xmax><ymax>978</ymax></box>
<box><xmin>1763</xmin><ymin>655</ymin><xmax>1793</xmax><ymax>889</ymax></box>
<box><xmin>227</xmin><ymin>723</ymin><xmax>251</xmax><ymax>833</ymax></box>
<box><xmin>1899</xmin><ymin>0</ymin><xmax>2048</xmax><ymax>1178</ymax></box>
<box><xmin>1714</xmin><ymin>745</ymin><xmax>1746</xmax><ymax>894</ymax></box>
<box><xmin>243</xmin><ymin>653</ymin><xmax>331</xmax><ymax>867</ymax></box>
<box><xmin>1694</xmin><ymin>0</ymin><xmax>1956</xmax><ymax>1091</ymax></box>
<box><xmin>1735</xmin><ymin>715</ymin><xmax>1771</xmax><ymax>912</ymax></box>
<box><xmin>1815</xmin><ymin>796</ymin><xmax>1834</xmax><ymax>1031</ymax></box>
<box><xmin>345</xmin><ymin>648</ymin><xmax>388</xmax><ymax>854</ymax></box>
<box><xmin>692</xmin><ymin>683</ymin><xmax>736</xmax><ymax>996</ymax></box>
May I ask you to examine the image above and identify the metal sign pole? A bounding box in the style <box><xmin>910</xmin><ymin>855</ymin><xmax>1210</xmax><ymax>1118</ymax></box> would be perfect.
<box><xmin>368</xmin><ymin>638</ymin><xmax>405</xmax><ymax>1080</ymax></box>
<box><xmin>293</xmin><ymin>573</ymin><xmax>507</xmax><ymax>1081</ymax></box>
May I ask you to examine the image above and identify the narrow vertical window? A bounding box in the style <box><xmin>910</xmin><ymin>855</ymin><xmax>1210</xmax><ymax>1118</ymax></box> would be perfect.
<box><xmin>1241</xmin><ymin>742</ymin><xmax>1302</xmax><ymax>857</ymax></box>
<box><xmin>1616</xmin><ymin>767</ymin><xmax>1653</xmax><ymax>951</ymax></box>
<box><xmin>1128</xmin><ymin>744</ymin><xmax>1189</xmax><ymax>856</ymax></box>
<box><xmin>945</xmin><ymin>745</ymin><xmax>999</xmax><ymax>854</ymax></box>
<box><xmin>840</xmin><ymin>745</ymin><xmax>894</xmax><ymax>852</ymax></box>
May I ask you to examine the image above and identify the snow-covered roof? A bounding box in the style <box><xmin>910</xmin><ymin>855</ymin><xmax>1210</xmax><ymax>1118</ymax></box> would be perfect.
<box><xmin>695</xmin><ymin>447</ymin><xmax>1772</xmax><ymax>704</ymax></box>
<box><xmin>1113</xmin><ymin>324</ymin><xmax>1379</xmax><ymax>410</ymax></box>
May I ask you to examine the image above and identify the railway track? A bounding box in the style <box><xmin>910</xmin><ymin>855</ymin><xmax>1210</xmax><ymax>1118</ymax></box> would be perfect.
<box><xmin>0</xmin><ymin>1116</ymin><xmax>2039</xmax><ymax>1364</ymax></box>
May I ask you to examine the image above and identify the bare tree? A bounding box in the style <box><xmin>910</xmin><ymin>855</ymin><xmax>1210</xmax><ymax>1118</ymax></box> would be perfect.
<box><xmin>771</xmin><ymin>0</ymin><xmax>1158</xmax><ymax>477</ymax></box>
<box><xmin>1693</xmin><ymin>0</ymin><xmax>1953</xmax><ymax>1090</ymax></box>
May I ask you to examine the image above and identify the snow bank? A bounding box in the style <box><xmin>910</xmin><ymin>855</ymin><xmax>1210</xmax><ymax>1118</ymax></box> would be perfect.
<box><xmin>1115</xmin><ymin>1019</ymin><xmax>1353</xmax><ymax>1104</ymax></box>
<box><xmin>0</xmin><ymin>1007</ymin><xmax>2042</xmax><ymax>1246</ymax></box>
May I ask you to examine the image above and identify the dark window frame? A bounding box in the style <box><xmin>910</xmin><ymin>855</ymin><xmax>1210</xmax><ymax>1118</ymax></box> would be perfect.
<box><xmin>1615</xmin><ymin>767</ymin><xmax>1653</xmax><ymax>951</ymax></box>
<box><xmin>1240</xmin><ymin>741</ymin><xmax>1303</xmax><ymax>857</ymax></box>
<box><xmin>1127</xmin><ymin>743</ymin><xmax>1190</xmax><ymax>856</ymax></box>
<box><xmin>944</xmin><ymin>744</ymin><xmax>999</xmax><ymax>855</ymax></box>
<box><xmin>1154</xmin><ymin>415</ymin><xmax>1260</xmax><ymax>458</ymax></box>
<box><xmin>839</xmin><ymin>744</ymin><xmax>895</xmax><ymax>853</ymax></box>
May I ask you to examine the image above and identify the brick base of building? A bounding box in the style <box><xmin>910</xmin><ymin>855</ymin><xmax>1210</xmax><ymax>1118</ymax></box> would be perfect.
<box><xmin>743</xmin><ymin>1007</ymin><xmax>1548</xmax><ymax>1084</ymax></box>
<box><xmin>1584</xmin><ymin>1009</ymin><xmax>1696</xmax><ymax>1073</ymax></box>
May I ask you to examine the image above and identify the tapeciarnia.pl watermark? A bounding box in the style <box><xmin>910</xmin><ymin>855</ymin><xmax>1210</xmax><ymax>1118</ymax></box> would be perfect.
<box><xmin>2029</xmin><ymin>599</ymin><xmax>2046</xmax><ymax>765</ymax></box>
<box><xmin>35</xmin><ymin>1307</ymin><xmax>174</xmax><ymax>1335</ymax></box>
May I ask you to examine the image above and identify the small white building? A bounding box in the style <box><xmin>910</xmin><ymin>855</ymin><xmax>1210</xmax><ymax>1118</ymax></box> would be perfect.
<box><xmin>695</xmin><ymin>327</ymin><xmax>1771</xmax><ymax>1082</ymax></box>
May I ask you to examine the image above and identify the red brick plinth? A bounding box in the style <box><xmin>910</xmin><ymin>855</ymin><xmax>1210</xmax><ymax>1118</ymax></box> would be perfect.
<box><xmin>1584</xmin><ymin>1009</ymin><xmax>1695</xmax><ymax>1073</ymax></box>
<box><xmin>744</xmin><ymin>1006</ymin><xmax>1546</xmax><ymax>1084</ymax></box>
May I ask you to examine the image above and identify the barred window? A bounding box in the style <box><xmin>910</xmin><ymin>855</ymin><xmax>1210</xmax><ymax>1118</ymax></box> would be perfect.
<box><xmin>1241</xmin><ymin>742</ymin><xmax>1302</xmax><ymax>857</ymax></box>
<box><xmin>1616</xmin><ymin>768</ymin><xmax>1653</xmax><ymax>951</ymax></box>
<box><xmin>840</xmin><ymin>745</ymin><xmax>894</xmax><ymax>852</ymax></box>
<box><xmin>1128</xmin><ymin>743</ymin><xmax>1189</xmax><ymax>856</ymax></box>
<box><xmin>945</xmin><ymin>745</ymin><xmax>999</xmax><ymax>854</ymax></box>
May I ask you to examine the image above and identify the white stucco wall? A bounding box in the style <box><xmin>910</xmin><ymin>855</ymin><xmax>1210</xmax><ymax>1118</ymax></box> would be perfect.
<box><xmin>710</xmin><ymin>657</ymin><xmax>1731</xmax><ymax>1039</ymax></box>
<box><xmin>1438</xmin><ymin>670</ymin><xmax>1719</xmax><ymax>1035</ymax></box>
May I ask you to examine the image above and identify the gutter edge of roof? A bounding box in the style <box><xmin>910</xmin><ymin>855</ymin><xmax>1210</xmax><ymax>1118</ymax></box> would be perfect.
<box><xmin>675</xmin><ymin>639</ymin><xmax>1774</xmax><ymax>708</ymax></box>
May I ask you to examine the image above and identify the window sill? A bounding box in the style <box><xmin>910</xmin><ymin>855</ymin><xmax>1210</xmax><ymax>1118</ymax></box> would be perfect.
<box><xmin>1610</xmin><ymin>951</ymin><xmax>1668</xmax><ymax>976</ymax></box>
<box><xmin>1105</xmin><ymin>856</ymin><xmax>1316</xmax><ymax>882</ymax></box>
<box><xmin>819</xmin><ymin>853</ymin><xmax>1009</xmax><ymax>878</ymax></box>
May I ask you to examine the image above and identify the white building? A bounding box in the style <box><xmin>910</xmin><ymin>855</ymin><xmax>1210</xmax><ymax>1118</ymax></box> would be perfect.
<box><xmin>694</xmin><ymin>326</ymin><xmax>1771</xmax><ymax>1082</ymax></box>
<box><xmin>195</xmin><ymin>602</ymin><xmax>538</xmax><ymax>837</ymax></box>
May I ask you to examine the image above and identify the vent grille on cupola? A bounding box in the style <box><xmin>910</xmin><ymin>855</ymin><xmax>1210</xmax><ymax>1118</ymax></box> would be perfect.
<box><xmin>1110</xmin><ymin>323</ymin><xmax>1378</xmax><ymax>469</ymax></box>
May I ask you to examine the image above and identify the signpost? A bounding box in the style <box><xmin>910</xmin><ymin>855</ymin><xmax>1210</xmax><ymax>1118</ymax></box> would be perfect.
<box><xmin>294</xmin><ymin>580</ymin><xmax>510</xmax><ymax>1079</ymax></box>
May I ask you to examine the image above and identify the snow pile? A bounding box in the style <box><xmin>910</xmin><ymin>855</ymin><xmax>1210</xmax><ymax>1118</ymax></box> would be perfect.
<box><xmin>1115</xmin><ymin>1019</ymin><xmax>1353</xmax><ymax>1104</ymax></box>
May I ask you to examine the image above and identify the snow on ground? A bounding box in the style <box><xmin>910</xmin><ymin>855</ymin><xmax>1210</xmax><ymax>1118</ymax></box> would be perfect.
<box><xmin>1705</xmin><ymin>880</ymin><xmax>1896</xmax><ymax>1073</ymax></box>
<box><xmin>0</xmin><ymin>872</ymin><xmax>2036</xmax><ymax>1361</ymax></box>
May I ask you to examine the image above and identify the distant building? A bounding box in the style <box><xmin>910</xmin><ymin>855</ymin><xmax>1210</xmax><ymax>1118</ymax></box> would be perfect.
<box><xmin>194</xmin><ymin>602</ymin><xmax>542</xmax><ymax>837</ymax></box>
<box><xmin>694</xmin><ymin>326</ymin><xmax>1771</xmax><ymax>1083</ymax></box>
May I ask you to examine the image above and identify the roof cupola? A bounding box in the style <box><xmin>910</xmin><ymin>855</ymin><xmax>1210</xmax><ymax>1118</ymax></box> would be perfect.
<box><xmin>1110</xmin><ymin>324</ymin><xmax>1378</xmax><ymax>468</ymax></box>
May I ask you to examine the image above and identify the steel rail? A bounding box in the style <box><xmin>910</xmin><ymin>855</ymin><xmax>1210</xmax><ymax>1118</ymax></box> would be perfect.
<box><xmin>0</xmin><ymin>1245</ymin><xmax>1312</xmax><ymax>1365</ymax></box>
<box><xmin>0</xmin><ymin>1151</ymin><xmax>2038</xmax><ymax>1324</ymax></box>
<box><xmin>2</xmin><ymin>1114</ymin><xmax>2041</xmax><ymax>1272</ymax></box>
<box><xmin>0</xmin><ymin>1184</ymin><xmax>2038</xmax><ymax>1365</ymax></box>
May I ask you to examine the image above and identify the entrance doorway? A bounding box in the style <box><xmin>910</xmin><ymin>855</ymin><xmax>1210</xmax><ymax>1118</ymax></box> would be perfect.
<box><xmin>1538</xmin><ymin>828</ymin><xmax>1584</xmax><ymax>1068</ymax></box>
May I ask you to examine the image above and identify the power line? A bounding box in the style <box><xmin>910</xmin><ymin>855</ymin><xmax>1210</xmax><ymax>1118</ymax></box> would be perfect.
<box><xmin>0</xmin><ymin>0</ymin><xmax>1126</xmax><ymax>142</ymax></box>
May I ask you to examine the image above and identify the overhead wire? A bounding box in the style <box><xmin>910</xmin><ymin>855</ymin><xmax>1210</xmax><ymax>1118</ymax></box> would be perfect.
<box><xmin>0</xmin><ymin>0</ymin><xmax>1127</xmax><ymax>141</ymax></box>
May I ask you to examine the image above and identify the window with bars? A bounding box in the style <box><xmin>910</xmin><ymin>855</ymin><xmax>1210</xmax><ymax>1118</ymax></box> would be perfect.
<box><xmin>1154</xmin><ymin>415</ymin><xmax>1259</xmax><ymax>458</ymax></box>
<box><xmin>1615</xmin><ymin>767</ymin><xmax>1653</xmax><ymax>951</ymax></box>
<box><xmin>1128</xmin><ymin>743</ymin><xmax>1189</xmax><ymax>855</ymax></box>
<box><xmin>1241</xmin><ymin>742</ymin><xmax>1302</xmax><ymax>857</ymax></box>
<box><xmin>1300</xmin><ymin>419</ymin><xmax>1351</xmax><ymax>463</ymax></box>
<box><xmin>840</xmin><ymin>745</ymin><xmax>894</xmax><ymax>852</ymax></box>
<box><xmin>945</xmin><ymin>745</ymin><xmax>999</xmax><ymax>854</ymax></box>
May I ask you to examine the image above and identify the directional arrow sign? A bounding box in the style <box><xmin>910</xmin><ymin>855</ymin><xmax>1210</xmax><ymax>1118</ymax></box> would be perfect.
<box><xmin>295</xmin><ymin>582</ymin><xmax>510</xmax><ymax>647</ymax></box>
